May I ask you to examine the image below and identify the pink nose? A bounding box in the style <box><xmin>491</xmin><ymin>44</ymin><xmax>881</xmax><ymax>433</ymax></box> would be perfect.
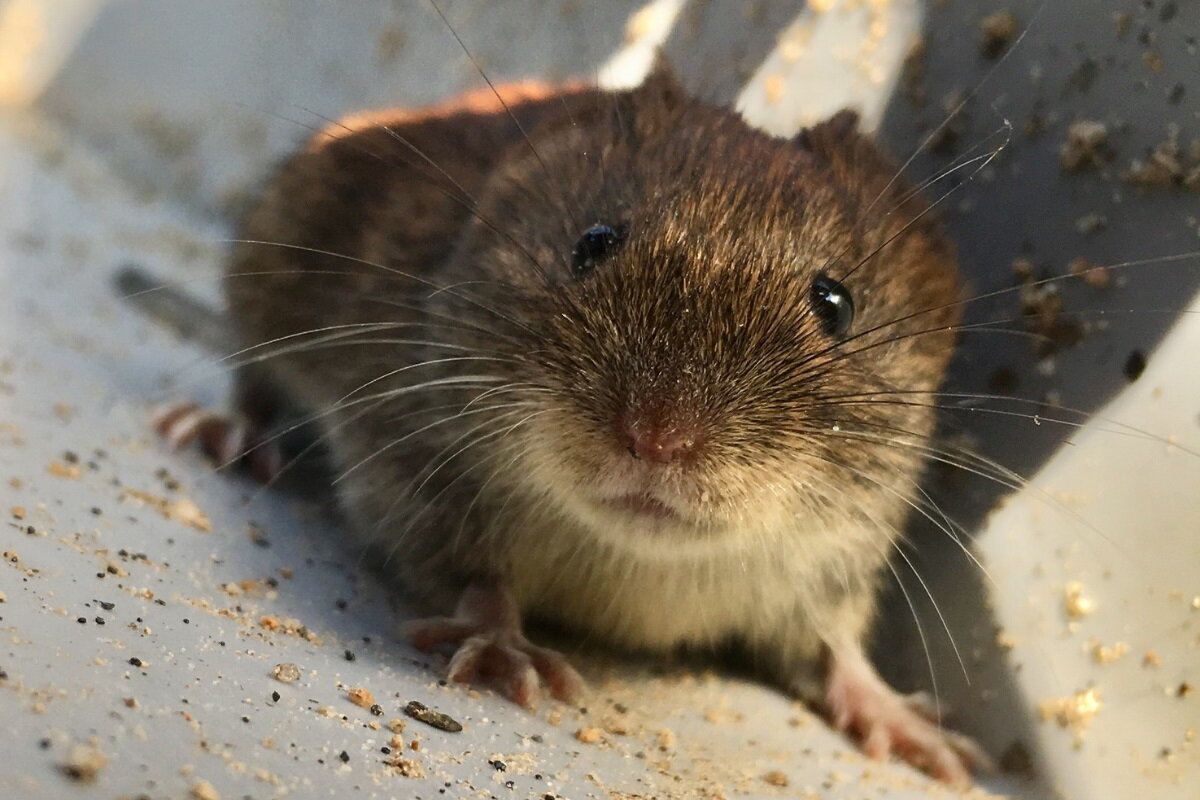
<box><xmin>621</xmin><ymin>423</ymin><xmax>698</xmax><ymax>464</ymax></box>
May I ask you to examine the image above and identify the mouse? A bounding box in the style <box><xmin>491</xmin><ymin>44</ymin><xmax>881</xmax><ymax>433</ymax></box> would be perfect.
<box><xmin>149</xmin><ymin>61</ymin><xmax>989</xmax><ymax>785</ymax></box>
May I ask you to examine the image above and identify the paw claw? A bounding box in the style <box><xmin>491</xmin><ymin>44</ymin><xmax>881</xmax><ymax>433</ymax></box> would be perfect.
<box><xmin>406</xmin><ymin>614</ymin><xmax>583</xmax><ymax>708</ymax></box>
<box><xmin>151</xmin><ymin>402</ymin><xmax>280</xmax><ymax>482</ymax></box>
<box><xmin>825</xmin><ymin>647</ymin><xmax>987</xmax><ymax>786</ymax></box>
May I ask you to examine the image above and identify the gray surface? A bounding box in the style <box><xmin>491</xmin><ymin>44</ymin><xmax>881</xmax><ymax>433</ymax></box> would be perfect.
<box><xmin>2</xmin><ymin>1</ymin><xmax>1199</xmax><ymax>799</ymax></box>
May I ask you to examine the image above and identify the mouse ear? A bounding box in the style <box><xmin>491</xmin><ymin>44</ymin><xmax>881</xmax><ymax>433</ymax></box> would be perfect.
<box><xmin>795</xmin><ymin>109</ymin><xmax>860</xmax><ymax>150</ymax></box>
<box><xmin>636</xmin><ymin>50</ymin><xmax>687</xmax><ymax>111</ymax></box>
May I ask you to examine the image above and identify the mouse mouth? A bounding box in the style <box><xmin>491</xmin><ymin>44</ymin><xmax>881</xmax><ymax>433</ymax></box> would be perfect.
<box><xmin>601</xmin><ymin>493</ymin><xmax>679</xmax><ymax>520</ymax></box>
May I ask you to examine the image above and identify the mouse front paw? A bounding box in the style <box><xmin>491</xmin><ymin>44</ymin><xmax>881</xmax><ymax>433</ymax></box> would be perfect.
<box><xmin>405</xmin><ymin>583</ymin><xmax>584</xmax><ymax>708</ymax></box>
<box><xmin>152</xmin><ymin>402</ymin><xmax>281</xmax><ymax>483</ymax></box>
<box><xmin>825</xmin><ymin>645</ymin><xmax>992</xmax><ymax>788</ymax></box>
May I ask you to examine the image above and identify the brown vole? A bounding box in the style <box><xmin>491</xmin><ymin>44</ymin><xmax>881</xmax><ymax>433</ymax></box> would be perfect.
<box><xmin>155</xmin><ymin>64</ymin><xmax>986</xmax><ymax>783</ymax></box>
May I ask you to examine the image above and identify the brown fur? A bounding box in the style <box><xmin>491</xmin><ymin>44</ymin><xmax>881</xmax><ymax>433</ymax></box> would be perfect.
<box><xmin>225</xmin><ymin>63</ymin><xmax>960</xmax><ymax>692</ymax></box>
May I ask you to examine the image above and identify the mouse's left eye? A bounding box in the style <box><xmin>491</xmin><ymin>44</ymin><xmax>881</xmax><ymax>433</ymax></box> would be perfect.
<box><xmin>571</xmin><ymin>224</ymin><xmax>627</xmax><ymax>277</ymax></box>
<box><xmin>810</xmin><ymin>275</ymin><xmax>854</xmax><ymax>337</ymax></box>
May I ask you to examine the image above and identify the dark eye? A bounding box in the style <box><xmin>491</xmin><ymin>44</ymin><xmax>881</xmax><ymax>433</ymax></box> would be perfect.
<box><xmin>571</xmin><ymin>223</ymin><xmax>627</xmax><ymax>277</ymax></box>
<box><xmin>810</xmin><ymin>276</ymin><xmax>854</xmax><ymax>337</ymax></box>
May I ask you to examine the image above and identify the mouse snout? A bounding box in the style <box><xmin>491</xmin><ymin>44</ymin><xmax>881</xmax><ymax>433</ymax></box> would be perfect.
<box><xmin>615</xmin><ymin>408</ymin><xmax>705</xmax><ymax>465</ymax></box>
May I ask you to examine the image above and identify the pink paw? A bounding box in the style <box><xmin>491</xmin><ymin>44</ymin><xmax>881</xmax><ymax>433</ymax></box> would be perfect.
<box><xmin>405</xmin><ymin>583</ymin><xmax>584</xmax><ymax>708</ymax></box>
<box><xmin>825</xmin><ymin>649</ymin><xmax>991</xmax><ymax>787</ymax></box>
<box><xmin>152</xmin><ymin>402</ymin><xmax>281</xmax><ymax>483</ymax></box>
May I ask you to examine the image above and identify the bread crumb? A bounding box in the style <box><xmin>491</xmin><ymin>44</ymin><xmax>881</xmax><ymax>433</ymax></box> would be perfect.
<box><xmin>386</xmin><ymin>717</ymin><xmax>406</xmax><ymax>734</ymax></box>
<box><xmin>1064</xmin><ymin>581</ymin><xmax>1094</xmax><ymax>620</ymax></box>
<box><xmin>1038</xmin><ymin>688</ymin><xmax>1101</xmax><ymax>744</ymax></box>
<box><xmin>1068</xmin><ymin>257</ymin><xmax>1110</xmax><ymax>288</ymax></box>
<box><xmin>1143</xmin><ymin>650</ymin><xmax>1162</xmax><ymax>668</ymax></box>
<box><xmin>1060</xmin><ymin>120</ymin><xmax>1111</xmax><ymax>171</ymax></box>
<box><xmin>121</xmin><ymin>488</ymin><xmax>211</xmax><ymax>532</ymax></box>
<box><xmin>575</xmin><ymin>726</ymin><xmax>604</xmax><ymax>744</ymax></box>
<box><xmin>60</xmin><ymin>744</ymin><xmax>106</xmax><ymax>783</ymax></box>
<box><xmin>271</xmin><ymin>663</ymin><xmax>301</xmax><ymax>683</ymax></box>
<box><xmin>763</xmin><ymin>770</ymin><xmax>789</xmax><ymax>787</ymax></box>
<box><xmin>1091</xmin><ymin>641</ymin><xmax>1128</xmax><ymax>664</ymax></box>
<box><xmin>385</xmin><ymin>756</ymin><xmax>426</xmax><ymax>778</ymax></box>
<box><xmin>347</xmin><ymin>687</ymin><xmax>375</xmax><ymax>708</ymax></box>
<box><xmin>655</xmin><ymin>728</ymin><xmax>676</xmax><ymax>751</ymax></box>
<box><xmin>48</xmin><ymin>461</ymin><xmax>81</xmax><ymax>479</ymax></box>
<box><xmin>190</xmin><ymin>779</ymin><xmax>221</xmax><ymax>800</ymax></box>
<box><xmin>10</xmin><ymin>506</ymin><xmax>25</xmax><ymax>519</ymax></box>
<box><xmin>979</xmin><ymin>10</ymin><xmax>1018</xmax><ymax>59</ymax></box>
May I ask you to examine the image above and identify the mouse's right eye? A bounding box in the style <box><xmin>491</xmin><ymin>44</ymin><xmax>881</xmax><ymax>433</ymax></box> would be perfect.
<box><xmin>571</xmin><ymin>224</ymin><xmax>627</xmax><ymax>277</ymax></box>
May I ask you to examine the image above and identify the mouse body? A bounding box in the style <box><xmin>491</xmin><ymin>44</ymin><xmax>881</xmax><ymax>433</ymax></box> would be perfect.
<box><xmin>156</xmin><ymin>65</ymin><xmax>984</xmax><ymax>783</ymax></box>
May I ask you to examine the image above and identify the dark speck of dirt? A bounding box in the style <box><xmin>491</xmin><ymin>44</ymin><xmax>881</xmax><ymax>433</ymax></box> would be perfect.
<box><xmin>1067</xmin><ymin>57</ymin><xmax>1098</xmax><ymax>94</ymax></box>
<box><xmin>1123</xmin><ymin>350</ymin><xmax>1147</xmax><ymax>381</ymax></box>
<box><xmin>404</xmin><ymin>700</ymin><xmax>462</xmax><ymax>733</ymax></box>
<box><xmin>343</xmin><ymin>649</ymin><xmax>356</xmax><ymax>662</ymax></box>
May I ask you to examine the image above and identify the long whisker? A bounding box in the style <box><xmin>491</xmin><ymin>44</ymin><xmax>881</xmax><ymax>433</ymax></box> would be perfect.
<box><xmin>333</xmin><ymin>398</ymin><xmax>530</xmax><ymax>484</ymax></box>
<box><xmin>425</xmin><ymin>0</ymin><xmax>582</xmax><ymax>237</ymax></box>
<box><xmin>224</xmin><ymin>239</ymin><xmax>539</xmax><ymax>335</ymax></box>
<box><xmin>801</xmin><ymin>445</ymin><xmax>970</xmax><ymax>684</ymax></box>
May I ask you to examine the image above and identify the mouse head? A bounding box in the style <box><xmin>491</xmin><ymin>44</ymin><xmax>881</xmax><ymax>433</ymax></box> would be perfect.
<box><xmin>443</xmin><ymin>65</ymin><xmax>962</xmax><ymax>558</ymax></box>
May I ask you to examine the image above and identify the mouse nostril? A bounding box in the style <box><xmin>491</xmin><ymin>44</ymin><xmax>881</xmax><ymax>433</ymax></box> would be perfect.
<box><xmin>621</xmin><ymin>423</ymin><xmax>698</xmax><ymax>464</ymax></box>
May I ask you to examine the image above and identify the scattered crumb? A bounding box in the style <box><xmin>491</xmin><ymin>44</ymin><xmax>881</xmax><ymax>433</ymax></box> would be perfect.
<box><xmin>1068</xmin><ymin>257</ymin><xmax>1110</xmax><ymax>288</ymax></box>
<box><xmin>386</xmin><ymin>718</ymin><xmax>407</xmax><ymax>734</ymax></box>
<box><xmin>1075</xmin><ymin>213</ymin><xmax>1107</xmax><ymax>234</ymax></box>
<box><xmin>655</xmin><ymin>728</ymin><xmax>676</xmax><ymax>750</ymax></box>
<box><xmin>979</xmin><ymin>10</ymin><xmax>1018</xmax><ymax>59</ymax></box>
<box><xmin>258</xmin><ymin>616</ymin><xmax>319</xmax><ymax>643</ymax></box>
<box><xmin>120</xmin><ymin>489</ymin><xmax>212</xmax><ymax>532</ymax></box>
<box><xmin>763</xmin><ymin>73</ymin><xmax>785</xmax><ymax>105</ymax></box>
<box><xmin>10</xmin><ymin>505</ymin><xmax>25</xmax><ymax>519</ymax></box>
<box><xmin>59</xmin><ymin>744</ymin><xmax>107</xmax><ymax>783</ymax></box>
<box><xmin>1143</xmin><ymin>650</ymin><xmax>1162</xmax><ymax>668</ymax></box>
<box><xmin>762</xmin><ymin>769</ymin><xmax>789</xmax><ymax>787</ymax></box>
<box><xmin>1091</xmin><ymin>641</ymin><xmax>1129</xmax><ymax>664</ymax></box>
<box><xmin>47</xmin><ymin>461</ymin><xmax>81</xmax><ymax>479</ymax></box>
<box><xmin>575</xmin><ymin>726</ymin><xmax>604</xmax><ymax>744</ymax></box>
<box><xmin>384</xmin><ymin>755</ymin><xmax>425</xmax><ymax>778</ymax></box>
<box><xmin>1017</xmin><ymin>265</ymin><xmax>1084</xmax><ymax>357</ymax></box>
<box><xmin>996</xmin><ymin>630</ymin><xmax>1019</xmax><ymax>650</ymax></box>
<box><xmin>1143</xmin><ymin>50</ymin><xmax>1164</xmax><ymax>73</ymax></box>
<box><xmin>346</xmin><ymin>687</ymin><xmax>375</xmax><ymax>709</ymax></box>
<box><xmin>601</xmin><ymin>713</ymin><xmax>632</xmax><ymax>736</ymax></box>
<box><xmin>271</xmin><ymin>663</ymin><xmax>301</xmax><ymax>683</ymax></box>
<box><xmin>1060</xmin><ymin>120</ymin><xmax>1111</xmax><ymax>171</ymax></box>
<box><xmin>1122</xmin><ymin>126</ymin><xmax>1200</xmax><ymax>191</ymax></box>
<box><xmin>190</xmin><ymin>779</ymin><xmax>221</xmax><ymax>800</ymax></box>
<box><xmin>1064</xmin><ymin>580</ymin><xmax>1095</xmax><ymax>620</ymax></box>
<box><xmin>1038</xmin><ymin>688</ymin><xmax>1102</xmax><ymax>744</ymax></box>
